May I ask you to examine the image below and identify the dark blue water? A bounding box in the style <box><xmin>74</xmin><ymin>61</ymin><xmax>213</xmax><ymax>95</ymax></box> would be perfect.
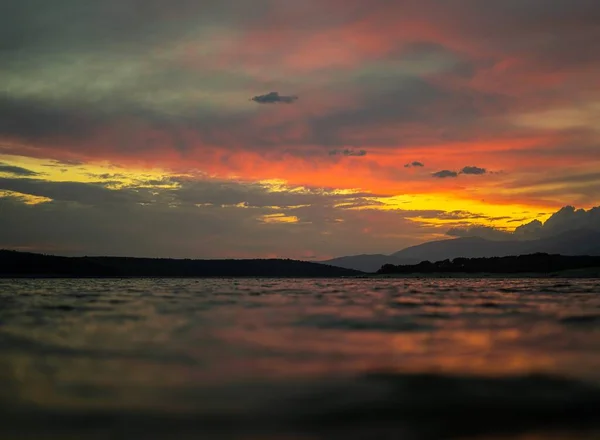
<box><xmin>1</xmin><ymin>278</ymin><xmax>600</xmax><ymax>439</ymax></box>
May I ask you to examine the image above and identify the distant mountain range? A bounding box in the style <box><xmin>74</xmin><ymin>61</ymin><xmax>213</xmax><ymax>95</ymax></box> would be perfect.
<box><xmin>321</xmin><ymin>229</ymin><xmax>600</xmax><ymax>272</ymax></box>
<box><xmin>377</xmin><ymin>253</ymin><xmax>600</xmax><ymax>276</ymax></box>
<box><xmin>4</xmin><ymin>229</ymin><xmax>600</xmax><ymax>277</ymax></box>
<box><xmin>0</xmin><ymin>250</ymin><xmax>362</xmax><ymax>278</ymax></box>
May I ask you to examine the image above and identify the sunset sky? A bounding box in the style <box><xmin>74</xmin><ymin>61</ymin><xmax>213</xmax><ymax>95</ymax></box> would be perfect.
<box><xmin>1</xmin><ymin>0</ymin><xmax>599</xmax><ymax>259</ymax></box>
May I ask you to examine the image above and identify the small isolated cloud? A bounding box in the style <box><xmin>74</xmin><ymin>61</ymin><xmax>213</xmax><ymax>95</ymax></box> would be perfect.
<box><xmin>251</xmin><ymin>92</ymin><xmax>298</xmax><ymax>104</ymax></box>
<box><xmin>432</xmin><ymin>170</ymin><xmax>458</xmax><ymax>178</ymax></box>
<box><xmin>460</xmin><ymin>166</ymin><xmax>487</xmax><ymax>175</ymax></box>
<box><xmin>0</xmin><ymin>163</ymin><xmax>39</xmax><ymax>177</ymax></box>
<box><xmin>329</xmin><ymin>149</ymin><xmax>367</xmax><ymax>157</ymax></box>
<box><xmin>404</xmin><ymin>161</ymin><xmax>425</xmax><ymax>168</ymax></box>
<box><xmin>432</xmin><ymin>166</ymin><xmax>487</xmax><ymax>178</ymax></box>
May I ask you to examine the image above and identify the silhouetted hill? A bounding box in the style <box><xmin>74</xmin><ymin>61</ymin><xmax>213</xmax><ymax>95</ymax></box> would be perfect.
<box><xmin>377</xmin><ymin>253</ymin><xmax>600</xmax><ymax>275</ymax></box>
<box><xmin>320</xmin><ymin>254</ymin><xmax>419</xmax><ymax>272</ymax></box>
<box><xmin>391</xmin><ymin>236</ymin><xmax>528</xmax><ymax>262</ymax></box>
<box><xmin>322</xmin><ymin>230</ymin><xmax>600</xmax><ymax>273</ymax></box>
<box><xmin>392</xmin><ymin>229</ymin><xmax>600</xmax><ymax>262</ymax></box>
<box><xmin>0</xmin><ymin>250</ymin><xmax>362</xmax><ymax>278</ymax></box>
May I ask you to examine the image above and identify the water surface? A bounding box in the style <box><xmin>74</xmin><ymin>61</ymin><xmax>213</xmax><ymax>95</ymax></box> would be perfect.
<box><xmin>1</xmin><ymin>278</ymin><xmax>600</xmax><ymax>439</ymax></box>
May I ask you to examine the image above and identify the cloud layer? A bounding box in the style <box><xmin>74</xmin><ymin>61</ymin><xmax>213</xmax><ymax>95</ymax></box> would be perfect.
<box><xmin>329</xmin><ymin>149</ymin><xmax>367</xmax><ymax>157</ymax></box>
<box><xmin>1</xmin><ymin>0</ymin><xmax>599</xmax><ymax>257</ymax></box>
<box><xmin>447</xmin><ymin>206</ymin><xmax>600</xmax><ymax>241</ymax></box>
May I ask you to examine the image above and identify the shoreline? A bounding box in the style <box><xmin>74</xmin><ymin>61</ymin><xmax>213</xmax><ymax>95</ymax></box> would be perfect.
<box><xmin>2</xmin><ymin>269</ymin><xmax>600</xmax><ymax>280</ymax></box>
<box><xmin>0</xmin><ymin>275</ymin><xmax>358</xmax><ymax>280</ymax></box>
<box><xmin>362</xmin><ymin>267</ymin><xmax>600</xmax><ymax>279</ymax></box>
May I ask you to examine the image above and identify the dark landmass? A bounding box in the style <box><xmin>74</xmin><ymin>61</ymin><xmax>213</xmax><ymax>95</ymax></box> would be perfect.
<box><xmin>377</xmin><ymin>253</ymin><xmax>600</xmax><ymax>276</ymax></box>
<box><xmin>321</xmin><ymin>254</ymin><xmax>418</xmax><ymax>273</ymax></box>
<box><xmin>391</xmin><ymin>229</ymin><xmax>600</xmax><ymax>262</ymax></box>
<box><xmin>0</xmin><ymin>250</ymin><xmax>362</xmax><ymax>278</ymax></box>
<box><xmin>321</xmin><ymin>229</ymin><xmax>600</xmax><ymax>272</ymax></box>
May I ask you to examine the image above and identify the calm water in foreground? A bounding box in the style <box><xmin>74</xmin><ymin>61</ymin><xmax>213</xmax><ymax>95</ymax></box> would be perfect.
<box><xmin>1</xmin><ymin>278</ymin><xmax>600</xmax><ymax>440</ymax></box>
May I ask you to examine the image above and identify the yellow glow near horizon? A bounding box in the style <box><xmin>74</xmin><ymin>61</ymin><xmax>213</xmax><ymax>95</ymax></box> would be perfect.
<box><xmin>259</xmin><ymin>213</ymin><xmax>300</xmax><ymax>224</ymax></box>
<box><xmin>0</xmin><ymin>154</ymin><xmax>558</xmax><ymax>233</ymax></box>
<box><xmin>0</xmin><ymin>154</ymin><xmax>180</xmax><ymax>189</ymax></box>
<box><xmin>351</xmin><ymin>193</ymin><xmax>553</xmax><ymax>231</ymax></box>
<box><xmin>259</xmin><ymin>178</ymin><xmax>363</xmax><ymax>196</ymax></box>
<box><xmin>0</xmin><ymin>190</ymin><xmax>53</xmax><ymax>205</ymax></box>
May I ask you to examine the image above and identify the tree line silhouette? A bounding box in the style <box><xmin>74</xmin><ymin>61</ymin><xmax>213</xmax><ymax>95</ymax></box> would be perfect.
<box><xmin>0</xmin><ymin>250</ymin><xmax>361</xmax><ymax>278</ymax></box>
<box><xmin>377</xmin><ymin>253</ymin><xmax>600</xmax><ymax>274</ymax></box>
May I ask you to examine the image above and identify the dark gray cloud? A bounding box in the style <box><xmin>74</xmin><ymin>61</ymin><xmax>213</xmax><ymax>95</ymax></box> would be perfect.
<box><xmin>0</xmin><ymin>92</ymin><xmax>245</xmax><ymax>157</ymax></box>
<box><xmin>0</xmin><ymin>175</ymin><xmax>428</xmax><ymax>258</ymax></box>
<box><xmin>0</xmin><ymin>193</ymin><xmax>425</xmax><ymax>258</ymax></box>
<box><xmin>0</xmin><ymin>196</ymin><xmax>242</xmax><ymax>258</ymax></box>
<box><xmin>2</xmin><ymin>74</ymin><xmax>501</xmax><ymax>153</ymax></box>
<box><xmin>541</xmin><ymin>205</ymin><xmax>600</xmax><ymax>235</ymax></box>
<box><xmin>0</xmin><ymin>32</ymin><xmax>513</xmax><ymax>156</ymax></box>
<box><xmin>251</xmin><ymin>92</ymin><xmax>298</xmax><ymax>104</ymax></box>
<box><xmin>0</xmin><ymin>163</ymin><xmax>39</xmax><ymax>176</ymax></box>
<box><xmin>432</xmin><ymin>166</ymin><xmax>488</xmax><ymax>178</ymax></box>
<box><xmin>0</xmin><ymin>19</ymin><xmax>529</xmax><ymax>159</ymax></box>
<box><xmin>393</xmin><ymin>41</ymin><xmax>477</xmax><ymax>79</ymax></box>
<box><xmin>169</xmin><ymin>176</ymin><xmax>379</xmax><ymax>209</ymax></box>
<box><xmin>460</xmin><ymin>166</ymin><xmax>487</xmax><ymax>175</ymax></box>
<box><xmin>44</xmin><ymin>159</ymin><xmax>85</xmax><ymax>167</ymax></box>
<box><xmin>405</xmin><ymin>210</ymin><xmax>507</xmax><ymax>223</ymax></box>
<box><xmin>518</xmin><ymin>171</ymin><xmax>600</xmax><ymax>187</ymax></box>
<box><xmin>7</xmin><ymin>0</ymin><xmax>588</xmax><ymax>63</ymax></box>
<box><xmin>0</xmin><ymin>96</ymin><xmax>103</xmax><ymax>143</ymax></box>
<box><xmin>2</xmin><ymin>0</ymin><xmax>597</xmax><ymax>155</ymax></box>
<box><xmin>329</xmin><ymin>149</ymin><xmax>367</xmax><ymax>157</ymax></box>
<box><xmin>432</xmin><ymin>170</ymin><xmax>458</xmax><ymax>178</ymax></box>
<box><xmin>440</xmin><ymin>0</ymin><xmax>600</xmax><ymax>70</ymax></box>
<box><xmin>513</xmin><ymin>219</ymin><xmax>543</xmax><ymax>238</ymax></box>
<box><xmin>307</xmin><ymin>75</ymin><xmax>512</xmax><ymax>148</ymax></box>
<box><xmin>0</xmin><ymin>171</ymin><xmax>381</xmax><ymax>215</ymax></box>
<box><xmin>331</xmin><ymin>1</ymin><xmax>600</xmax><ymax>76</ymax></box>
<box><xmin>404</xmin><ymin>161</ymin><xmax>424</xmax><ymax>168</ymax></box>
<box><xmin>1</xmin><ymin>0</ymin><xmax>272</xmax><ymax>58</ymax></box>
<box><xmin>0</xmin><ymin>178</ymin><xmax>141</xmax><ymax>205</ymax></box>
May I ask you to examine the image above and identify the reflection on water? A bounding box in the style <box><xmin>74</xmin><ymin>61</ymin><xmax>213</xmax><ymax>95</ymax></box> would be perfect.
<box><xmin>1</xmin><ymin>278</ymin><xmax>600</xmax><ymax>439</ymax></box>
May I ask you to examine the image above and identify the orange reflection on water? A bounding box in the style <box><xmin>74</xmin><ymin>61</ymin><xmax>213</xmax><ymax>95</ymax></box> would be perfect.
<box><xmin>215</xmin><ymin>324</ymin><xmax>566</xmax><ymax>380</ymax></box>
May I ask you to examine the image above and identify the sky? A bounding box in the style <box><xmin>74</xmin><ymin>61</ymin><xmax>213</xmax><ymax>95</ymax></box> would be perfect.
<box><xmin>1</xmin><ymin>0</ymin><xmax>599</xmax><ymax>259</ymax></box>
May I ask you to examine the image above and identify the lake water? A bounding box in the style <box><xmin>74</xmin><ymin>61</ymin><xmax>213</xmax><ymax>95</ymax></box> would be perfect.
<box><xmin>1</xmin><ymin>278</ymin><xmax>600</xmax><ymax>439</ymax></box>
